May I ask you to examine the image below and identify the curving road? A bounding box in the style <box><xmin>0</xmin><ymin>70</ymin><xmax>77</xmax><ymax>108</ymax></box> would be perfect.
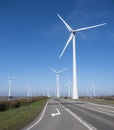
<box><xmin>22</xmin><ymin>98</ymin><xmax>114</xmax><ymax>130</ymax></box>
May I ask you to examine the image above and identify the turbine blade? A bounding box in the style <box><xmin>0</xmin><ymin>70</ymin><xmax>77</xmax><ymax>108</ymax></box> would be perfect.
<box><xmin>51</xmin><ymin>68</ymin><xmax>57</xmax><ymax>73</ymax></box>
<box><xmin>58</xmin><ymin>14</ymin><xmax>73</xmax><ymax>32</ymax></box>
<box><xmin>75</xmin><ymin>23</ymin><xmax>106</xmax><ymax>32</ymax></box>
<box><xmin>58</xmin><ymin>68</ymin><xmax>67</xmax><ymax>73</ymax></box>
<box><xmin>59</xmin><ymin>33</ymin><xmax>74</xmax><ymax>59</ymax></box>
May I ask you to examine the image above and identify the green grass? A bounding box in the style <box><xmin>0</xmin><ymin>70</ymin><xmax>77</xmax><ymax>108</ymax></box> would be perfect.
<box><xmin>0</xmin><ymin>98</ymin><xmax>48</xmax><ymax>130</ymax></box>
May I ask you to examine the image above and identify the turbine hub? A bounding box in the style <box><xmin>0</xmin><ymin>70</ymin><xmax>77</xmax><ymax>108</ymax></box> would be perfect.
<box><xmin>72</xmin><ymin>30</ymin><xmax>76</xmax><ymax>35</ymax></box>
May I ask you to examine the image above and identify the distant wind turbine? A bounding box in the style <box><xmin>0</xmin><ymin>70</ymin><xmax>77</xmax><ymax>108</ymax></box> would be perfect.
<box><xmin>90</xmin><ymin>81</ymin><xmax>96</xmax><ymax>97</ymax></box>
<box><xmin>47</xmin><ymin>88</ymin><xmax>51</xmax><ymax>97</ymax></box>
<box><xmin>51</xmin><ymin>68</ymin><xmax>66</xmax><ymax>97</ymax></box>
<box><xmin>109</xmin><ymin>88</ymin><xmax>112</xmax><ymax>96</ymax></box>
<box><xmin>58</xmin><ymin>14</ymin><xmax>106</xmax><ymax>99</ymax></box>
<box><xmin>64</xmin><ymin>79</ymin><xmax>72</xmax><ymax>97</ymax></box>
<box><xmin>27</xmin><ymin>82</ymin><xmax>30</xmax><ymax>98</ymax></box>
<box><xmin>8</xmin><ymin>75</ymin><xmax>15</xmax><ymax>100</ymax></box>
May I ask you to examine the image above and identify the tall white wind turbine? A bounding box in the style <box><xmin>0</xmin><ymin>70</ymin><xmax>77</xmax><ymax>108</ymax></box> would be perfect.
<box><xmin>58</xmin><ymin>14</ymin><xmax>106</xmax><ymax>99</ymax></box>
<box><xmin>51</xmin><ymin>68</ymin><xmax>66</xmax><ymax>97</ymax></box>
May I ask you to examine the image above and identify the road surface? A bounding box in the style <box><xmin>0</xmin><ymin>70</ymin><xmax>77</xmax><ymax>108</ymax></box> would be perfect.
<box><xmin>22</xmin><ymin>98</ymin><xmax>114</xmax><ymax>130</ymax></box>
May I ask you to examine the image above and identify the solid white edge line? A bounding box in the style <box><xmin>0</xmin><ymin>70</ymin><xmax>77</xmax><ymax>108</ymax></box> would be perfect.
<box><xmin>95</xmin><ymin>107</ymin><xmax>114</xmax><ymax>113</ymax></box>
<box><xmin>85</xmin><ymin>107</ymin><xmax>114</xmax><ymax>117</ymax></box>
<box><xmin>58</xmin><ymin>102</ymin><xmax>96</xmax><ymax>130</ymax></box>
<box><xmin>86</xmin><ymin>105</ymin><xmax>114</xmax><ymax>113</ymax></box>
<box><xmin>64</xmin><ymin>107</ymin><xmax>96</xmax><ymax>130</ymax></box>
<box><xmin>25</xmin><ymin>100</ymin><xmax>49</xmax><ymax>130</ymax></box>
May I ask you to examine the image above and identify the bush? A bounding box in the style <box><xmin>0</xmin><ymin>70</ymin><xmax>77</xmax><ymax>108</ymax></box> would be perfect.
<box><xmin>0</xmin><ymin>102</ymin><xmax>7</xmax><ymax>111</ymax></box>
<box><xmin>0</xmin><ymin>96</ymin><xmax>48</xmax><ymax>111</ymax></box>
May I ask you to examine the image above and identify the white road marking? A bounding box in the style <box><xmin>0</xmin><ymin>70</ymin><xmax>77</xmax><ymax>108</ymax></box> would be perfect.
<box><xmin>51</xmin><ymin>108</ymin><xmax>61</xmax><ymax>117</ymax></box>
<box><xmin>77</xmin><ymin>104</ymin><xmax>114</xmax><ymax>113</ymax></box>
<box><xmin>80</xmin><ymin>105</ymin><xmax>85</xmax><ymax>108</ymax></box>
<box><xmin>75</xmin><ymin>103</ymin><xmax>114</xmax><ymax>116</ymax></box>
<box><xmin>25</xmin><ymin>100</ymin><xmax>49</xmax><ymax>130</ymax></box>
<box><xmin>58</xmin><ymin>102</ymin><xmax>96</xmax><ymax>130</ymax></box>
<box><xmin>93</xmin><ymin>107</ymin><xmax>114</xmax><ymax>113</ymax></box>
<box><xmin>64</xmin><ymin>107</ymin><xmax>96</xmax><ymax>130</ymax></box>
<box><xmin>84</xmin><ymin>107</ymin><xmax>114</xmax><ymax>117</ymax></box>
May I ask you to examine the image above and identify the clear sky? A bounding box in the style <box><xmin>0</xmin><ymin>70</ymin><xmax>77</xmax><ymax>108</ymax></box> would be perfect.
<box><xmin>0</xmin><ymin>0</ymin><xmax>114</xmax><ymax>97</ymax></box>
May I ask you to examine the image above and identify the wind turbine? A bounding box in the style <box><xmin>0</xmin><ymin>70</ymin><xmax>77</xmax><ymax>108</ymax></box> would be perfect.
<box><xmin>58</xmin><ymin>14</ymin><xmax>106</xmax><ymax>99</ymax></box>
<box><xmin>51</xmin><ymin>68</ymin><xmax>66</xmax><ymax>97</ymax></box>
<box><xmin>8</xmin><ymin>75</ymin><xmax>15</xmax><ymax>100</ymax></box>
<box><xmin>47</xmin><ymin>88</ymin><xmax>51</xmax><ymax>97</ymax></box>
<box><xmin>27</xmin><ymin>81</ymin><xmax>31</xmax><ymax>98</ymax></box>
<box><xmin>109</xmin><ymin>88</ymin><xmax>112</xmax><ymax>96</ymax></box>
<box><xmin>90</xmin><ymin>81</ymin><xmax>96</xmax><ymax>97</ymax></box>
<box><xmin>64</xmin><ymin>79</ymin><xmax>72</xmax><ymax>97</ymax></box>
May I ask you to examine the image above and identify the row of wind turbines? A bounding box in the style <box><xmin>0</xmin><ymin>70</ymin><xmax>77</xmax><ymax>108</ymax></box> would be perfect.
<box><xmin>51</xmin><ymin>14</ymin><xmax>106</xmax><ymax>99</ymax></box>
<box><xmin>7</xmin><ymin>14</ymin><xmax>106</xmax><ymax>100</ymax></box>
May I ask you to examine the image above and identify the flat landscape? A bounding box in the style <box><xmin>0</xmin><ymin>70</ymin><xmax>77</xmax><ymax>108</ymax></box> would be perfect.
<box><xmin>0</xmin><ymin>1</ymin><xmax>114</xmax><ymax>130</ymax></box>
<box><xmin>22</xmin><ymin>97</ymin><xmax>114</xmax><ymax>130</ymax></box>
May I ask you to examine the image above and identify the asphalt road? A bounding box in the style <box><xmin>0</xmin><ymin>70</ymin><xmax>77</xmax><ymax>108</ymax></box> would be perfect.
<box><xmin>22</xmin><ymin>98</ymin><xmax>114</xmax><ymax>130</ymax></box>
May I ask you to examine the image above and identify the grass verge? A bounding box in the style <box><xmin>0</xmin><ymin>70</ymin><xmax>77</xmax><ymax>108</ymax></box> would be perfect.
<box><xmin>79</xmin><ymin>98</ymin><xmax>114</xmax><ymax>105</ymax></box>
<box><xmin>0</xmin><ymin>98</ymin><xmax>48</xmax><ymax>130</ymax></box>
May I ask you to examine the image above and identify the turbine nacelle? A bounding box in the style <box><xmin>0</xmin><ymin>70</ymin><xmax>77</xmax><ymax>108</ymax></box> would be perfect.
<box><xmin>8</xmin><ymin>74</ymin><xmax>15</xmax><ymax>81</ymax></box>
<box><xmin>71</xmin><ymin>30</ymin><xmax>76</xmax><ymax>35</ymax></box>
<box><xmin>9</xmin><ymin>78</ymin><xmax>13</xmax><ymax>81</ymax></box>
<box><xmin>51</xmin><ymin>68</ymin><xmax>67</xmax><ymax>74</ymax></box>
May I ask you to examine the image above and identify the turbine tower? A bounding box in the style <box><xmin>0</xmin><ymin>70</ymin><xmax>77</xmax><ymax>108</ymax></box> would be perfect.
<box><xmin>64</xmin><ymin>79</ymin><xmax>72</xmax><ymax>97</ymax></box>
<box><xmin>91</xmin><ymin>81</ymin><xmax>96</xmax><ymax>97</ymax></box>
<box><xmin>58</xmin><ymin>14</ymin><xmax>106</xmax><ymax>99</ymax></box>
<box><xmin>51</xmin><ymin>68</ymin><xmax>66</xmax><ymax>97</ymax></box>
<box><xmin>27</xmin><ymin>81</ymin><xmax>30</xmax><ymax>98</ymax></box>
<box><xmin>8</xmin><ymin>75</ymin><xmax>15</xmax><ymax>100</ymax></box>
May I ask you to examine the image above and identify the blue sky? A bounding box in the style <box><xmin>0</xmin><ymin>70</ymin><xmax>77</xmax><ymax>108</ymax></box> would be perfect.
<box><xmin>0</xmin><ymin>0</ymin><xmax>114</xmax><ymax>97</ymax></box>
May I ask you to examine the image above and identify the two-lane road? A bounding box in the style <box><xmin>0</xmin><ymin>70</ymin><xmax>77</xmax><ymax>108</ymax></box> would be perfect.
<box><xmin>22</xmin><ymin>98</ymin><xmax>114</xmax><ymax>130</ymax></box>
<box><xmin>57</xmin><ymin>98</ymin><xmax>114</xmax><ymax>130</ymax></box>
